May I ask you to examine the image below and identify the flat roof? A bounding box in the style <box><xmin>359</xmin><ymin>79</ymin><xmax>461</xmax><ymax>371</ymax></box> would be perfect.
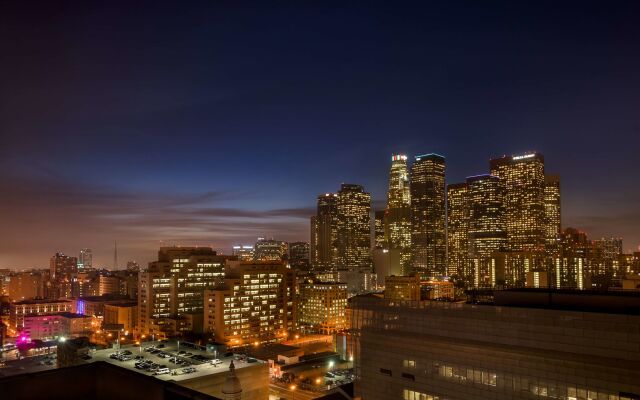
<box><xmin>12</xmin><ymin>299</ymin><xmax>72</xmax><ymax>305</ymax></box>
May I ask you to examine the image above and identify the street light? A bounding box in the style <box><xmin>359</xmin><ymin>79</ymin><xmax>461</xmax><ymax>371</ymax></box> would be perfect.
<box><xmin>289</xmin><ymin>384</ymin><xmax>296</xmax><ymax>400</ymax></box>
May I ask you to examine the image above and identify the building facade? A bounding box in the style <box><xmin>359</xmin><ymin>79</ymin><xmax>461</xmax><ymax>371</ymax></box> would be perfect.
<box><xmin>298</xmin><ymin>281</ymin><xmax>348</xmax><ymax>334</ymax></box>
<box><xmin>203</xmin><ymin>262</ymin><xmax>296</xmax><ymax>347</ymax></box>
<box><xmin>310</xmin><ymin>193</ymin><xmax>339</xmax><ymax>271</ymax></box>
<box><xmin>410</xmin><ymin>154</ymin><xmax>446</xmax><ymax>276</ymax></box>
<box><xmin>385</xmin><ymin>154</ymin><xmax>413</xmax><ymax>274</ymax></box>
<box><xmin>490</xmin><ymin>153</ymin><xmax>546</xmax><ymax>253</ymax></box>
<box><xmin>336</xmin><ymin>184</ymin><xmax>372</xmax><ymax>270</ymax></box>
<box><xmin>446</xmin><ymin>183</ymin><xmax>469</xmax><ymax>279</ymax></box>
<box><xmin>350</xmin><ymin>293</ymin><xmax>640</xmax><ymax>400</ymax></box>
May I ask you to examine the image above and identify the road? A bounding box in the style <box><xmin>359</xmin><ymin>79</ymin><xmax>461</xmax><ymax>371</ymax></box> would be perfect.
<box><xmin>270</xmin><ymin>383</ymin><xmax>320</xmax><ymax>400</ymax></box>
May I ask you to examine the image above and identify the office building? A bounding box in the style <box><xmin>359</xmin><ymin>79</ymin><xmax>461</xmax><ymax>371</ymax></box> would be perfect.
<box><xmin>490</xmin><ymin>153</ymin><xmax>546</xmax><ymax>252</ymax></box>
<box><xmin>50</xmin><ymin>252</ymin><xmax>78</xmax><ymax>280</ymax></box>
<box><xmin>336</xmin><ymin>184</ymin><xmax>372</xmax><ymax>270</ymax></box>
<box><xmin>9</xmin><ymin>299</ymin><xmax>74</xmax><ymax>331</ymax></box>
<box><xmin>544</xmin><ymin>175</ymin><xmax>561</xmax><ymax>251</ymax></box>
<box><xmin>467</xmin><ymin>175</ymin><xmax>508</xmax><ymax>287</ymax></box>
<box><xmin>298</xmin><ymin>281</ymin><xmax>348</xmax><ymax>334</ymax></box>
<box><xmin>288</xmin><ymin>241</ymin><xmax>310</xmax><ymax>270</ymax></box>
<box><xmin>78</xmin><ymin>248</ymin><xmax>92</xmax><ymax>271</ymax></box>
<box><xmin>446</xmin><ymin>182</ymin><xmax>469</xmax><ymax>280</ymax></box>
<box><xmin>104</xmin><ymin>301</ymin><xmax>138</xmax><ymax>333</ymax></box>
<box><xmin>253</xmin><ymin>238</ymin><xmax>287</xmax><ymax>261</ymax></box>
<box><xmin>374</xmin><ymin>210</ymin><xmax>386</xmax><ymax>249</ymax></box>
<box><xmin>203</xmin><ymin>261</ymin><xmax>296</xmax><ymax>347</ymax></box>
<box><xmin>5</xmin><ymin>271</ymin><xmax>45</xmax><ymax>301</ymax></box>
<box><xmin>349</xmin><ymin>291</ymin><xmax>640</xmax><ymax>400</ymax></box>
<box><xmin>385</xmin><ymin>154</ymin><xmax>413</xmax><ymax>273</ymax></box>
<box><xmin>22</xmin><ymin>312</ymin><xmax>93</xmax><ymax>340</ymax></box>
<box><xmin>138</xmin><ymin>247</ymin><xmax>229</xmax><ymax>335</ymax></box>
<box><xmin>310</xmin><ymin>193</ymin><xmax>339</xmax><ymax>271</ymax></box>
<box><xmin>232</xmin><ymin>245</ymin><xmax>255</xmax><ymax>261</ymax></box>
<box><xmin>384</xmin><ymin>275</ymin><xmax>421</xmax><ymax>301</ymax></box>
<box><xmin>410</xmin><ymin>154</ymin><xmax>446</xmax><ymax>276</ymax></box>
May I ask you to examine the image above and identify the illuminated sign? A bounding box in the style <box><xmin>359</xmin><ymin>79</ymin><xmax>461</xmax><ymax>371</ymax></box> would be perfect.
<box><xmin>391</xmin><ymin>154</ymin><xmax>407</xmax><ymax>161</ymax></box>
<box><xmin>512</xmin><ymin>154</ymin><xmax>535</xmax><ymax>160</ymax></box>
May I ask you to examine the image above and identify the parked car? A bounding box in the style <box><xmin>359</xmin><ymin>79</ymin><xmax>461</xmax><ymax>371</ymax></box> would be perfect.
<box><xmin>153</xmin><ymin>368</ymin><xmax>170</xmax><ymax>375</ymax></box>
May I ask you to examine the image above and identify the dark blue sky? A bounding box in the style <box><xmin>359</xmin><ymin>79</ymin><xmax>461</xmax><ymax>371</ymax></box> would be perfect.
<box><xmin>1</xmin><ymin>1</ymin><xmax>639</xmax><ymax>268</ymax></box>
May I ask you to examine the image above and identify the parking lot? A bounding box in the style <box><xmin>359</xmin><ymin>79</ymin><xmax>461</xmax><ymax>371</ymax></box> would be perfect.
<box><xmin>90</xmin><ymin>340</ymin><xmax>263</xmax><ymax>382</ymax></box>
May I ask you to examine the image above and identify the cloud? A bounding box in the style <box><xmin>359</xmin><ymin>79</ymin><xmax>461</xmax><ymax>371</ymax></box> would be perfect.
<box><xmin>0</xmin><ymin>173</ymin><xmax>311</xmax><ymax>268</ymax></box>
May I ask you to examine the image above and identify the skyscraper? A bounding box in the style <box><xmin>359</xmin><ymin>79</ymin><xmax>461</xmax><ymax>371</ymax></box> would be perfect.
<box><xmin>373</xmin><ymin>210</ymin><xmax>386</xmax><ymax>249</ymax></box>
<box><xmin>336</xmin><ymin>184</ymin><xmax>372</xmax><ymax>270</ymax></box>
<box><xmin>410</xmin><ymin>154</ymin><xmax>446</xmax><ymax>276</ymax></box>
<box><xmin>544</xmin><ymin>175</ymin><xmax>561</xmax><ymax>251</ymax></box>
<box><xmin>446</xmin><ymin>182</ymin><xmax>469</xmax><ymax>279</ymax></box>
<box><xmin>78</xmin><ymin>248</ymin><xmax>92</xmax><ymax>271</ymax></box>
<box><xmin>288</xmin><ymin>241</ymin><xmax>310</xmax><ymax>270</ymax></box>
<box><xmin>310</xmin><ymin>193</ymin><xmax>338</xmax><ymax>270</ymax></box>
<box><xmin>385</xmin><ymin>154</ymin><xmax>412</xmax><ymax>273</ymax></box>
<box><xmin>490</xmin><ymin>153</ymin><xmax>546</xmax><ymax>252</ymax></box>
<box><xmin>253</xmin><ymin>238</ymin><xmax>287</xmax><ymax>261</ymax></box>
<box><xmin>467</xmin><ymin>175</ymin><xmax>508</xmax><ymax>287</ymax></box>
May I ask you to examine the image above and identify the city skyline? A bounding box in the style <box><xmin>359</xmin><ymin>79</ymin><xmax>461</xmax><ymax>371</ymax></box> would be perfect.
<box><xmin>0</xmin><ymin>149</ymin><xmax>637</xmax><ymax>269</ymax></box>
<box><xmin>2</xmin><ymin>2</ymin><xmax>640</xmax><ymax>268</ymax></box>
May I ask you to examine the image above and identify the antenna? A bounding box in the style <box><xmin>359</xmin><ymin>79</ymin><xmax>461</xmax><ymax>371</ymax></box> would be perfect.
<box><xmin>114</xmin><ymin>240</ymin><xmax>118</xmax><ymax>270</ymax></box>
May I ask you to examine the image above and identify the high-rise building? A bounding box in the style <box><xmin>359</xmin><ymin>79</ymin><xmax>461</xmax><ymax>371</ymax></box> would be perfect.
<box><xmin>310</xmin><ymin>193</ymin><xmax>339</xmax><ymax>271</ymax></box>
<box><xmin>138</xmin><ymin>247</ymin><xmax>230</xmax><ymax>335</ymax></box>
<box><xmin>298</xmin><ymin>281</ymin><xmax>348</xmax><ymax>334</ymax></box>
<box><xmin>78</xmin><ymin>248</ymin><xmax>92</xmax><ymax>271</ymax></box>
<box><xmin>385</xmin><ymin>154</ymin><xmax>412</xmax><ymax>273</ymax></box>
<box><xmin>467</xmin><ymin>175</ymin><xmax>508</xmax><ymax>287</ymax></box>
<box><xmin>253</xmin><ymin>238</ymin><xmax>287</xmax><ymax>262</ymax></box>
<box><xmin>555</xmin><ymin>228</ymin><xmax>590</xmax><ymax>289</ymax></box>
<box><xmin>288</xmin><ymin>241</ymin><xmax>310</xmax><ymax>270</ymax></box>
<box><xmin>336</xmin><ymin>184</ymin><xmax>372</xmax><ymax>270</ymax></box>
<box><xmin>203</xmin><ymin>261</ymin><xmax>296</xmax><ymax>347</ymax></box>
<box><xmin>232</xmin><ymin>245</ymin><xmax>254</xmax><ymax>261</ymax></box>
<box><xmin>373</xmin><ymin>210</ymin><xmax>386</xmax><ymax>249</ymax></box>
<box><xmin>446</xmin><ymin>182</ymin><xmax>469</xmax><ymax>279</ymax></box>
<box><xmin>50</xmin><ymin>252</ymin><xmax>78</xmax><ymax>280</ymax></box>
<box><xmin>410</xmin><ymin>154</ymin><xmax>446</xmax><ymax>276</ymax></box>
<box><xmin>490</xmin><ymin>153</ymin><xmax>546</xmax><ymax>252</ymax></box>
<box><xmin>544</xmin><ymin>175</ymin><xmax>562</xmax><ymax>251</ymax></box>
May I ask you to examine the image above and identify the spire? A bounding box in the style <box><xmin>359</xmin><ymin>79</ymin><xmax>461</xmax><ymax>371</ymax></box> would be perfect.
<box><xmin>222</xmin><ymin>360</ymin><xmax>242</xmax><ymax>399</ymax></box>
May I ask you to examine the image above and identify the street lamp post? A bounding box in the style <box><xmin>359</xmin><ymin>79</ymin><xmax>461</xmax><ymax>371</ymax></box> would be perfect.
<box><xmin>290</xmin><ymin>384</ymin><xmax>296</xmax><ymax>400</ymax></box>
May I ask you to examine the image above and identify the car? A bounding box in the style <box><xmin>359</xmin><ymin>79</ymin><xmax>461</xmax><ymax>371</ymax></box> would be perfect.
<box><xmin>109</xmin><ymin>353</ymin><xmax>119</xmax><ymax>359</ymax></box>
<box><xmin>144</xmin><ymin>347</ymin><xmax>155</xmax><ymax>352</ymax></box>
<box><xmin>121</xmin><ymin>350</ymin><xmax>132</xmax><ymax>355</ymax></box>
<box><xmin>156</xmin><ymin>344</ymin><xmax>165</xmax><ymax>348</ymax></box>
<box><xmin>181</xmin><ymin>367</ymin><xmax>196</xmax><ymax>374</ymax></box>
<box><xmin>178</xmin><ymin>350</ymin><xmax>186</xmax><ymax>355</ymax></box>
<box><xmin>158</xmin><ymin>353</ymin><xmax>168</xmax><ymax>358</ymax></box>
<box><xmin>153</xmin><ymin>367</ymin><xmax>170</xmax><ymax>375</ymax></box>
<box><xmin>120</xmin><ymin>355</ymin><xmax>133</xmax><ymax>361</ymax></box>
<box><xmin>210</xmin><ymin>359</ymin><xmax>222</xmax><ymax>365</ymax></box>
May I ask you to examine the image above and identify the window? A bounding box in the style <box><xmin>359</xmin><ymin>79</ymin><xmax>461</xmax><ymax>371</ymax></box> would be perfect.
<box><xmin>380</xmin><ymin>368</ymin><xmax>392</xmax><ymax>376</ymax></box>
<box><xmin>403</xmin><ymin>359</ymin><xmax>416</xmax><ymax>368</ymax></box>
<box><xmin>402</xmin><ymin>372</ymin><xmax>415</xmax><ymax>381</ymax></box>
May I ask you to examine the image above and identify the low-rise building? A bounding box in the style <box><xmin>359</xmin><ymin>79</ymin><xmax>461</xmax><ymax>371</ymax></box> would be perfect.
<box><xmin>9</xmin><ymin>299</ymin><xmax>74</xmax><ymax>331</ymax></box>
<box><xmin>103</xmin><ymin>302</ymin><xmax>138</xmax><ymax>333</ymax></box>
<box><xmin>22</xmin><ymin>312</ymin><xmax>93</xmax><ymax>340</ymax></box>
<box><xmin>384</xmin><ymin>275</ymin><xmax>420</xmax><ymax>301</ymax></box>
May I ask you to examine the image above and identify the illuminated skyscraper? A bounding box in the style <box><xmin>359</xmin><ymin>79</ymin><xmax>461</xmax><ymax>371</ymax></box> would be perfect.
<box><xmin>336</xmin><ymin>184</ymin><xmax>372</xmax><ymax>270</ymax></box>
<box><xmin>288</xmin><ymin>241</ymin><xmax>310</xmax><ymax>270</ymax></box>
<box><xmin>310</xmin><ymin>193</ymin><xmax>339</xmax><ymax>270</ymax></box>
<box><xmin>544</xmin><ymin>175</ymin><xmax>561</xmax><ymax>251</ymax></box>
<box><xmin>78</xmin><ymin>248</ymin><xmax>92</xmax><ymax>271</ymax></box>
<box><xmin>384</xmin><ymin>154</ymin><xmax>412</xmax><ymax>273</ymax></box>
<box><xmin>490</xmin><ymin>153</ymin><xmax>546</xmax><ymax>252</ymax></box>
<box><xmin>373</xmin><ymin>210</ymin><xmax>386</xmax><ymax>249</ymax></box>
<box><xmin>446</xmin><ymin>182</ymin><xmax>469</xmax><ymax>279</ymax></box>
<box><xmin>467</xmin><ymin>175</ymin><xmax>508</xmax><ymax>287</ymax></box>
<box><xmin>410</xmin><ymin>154</ymin><xmax>446</xmax><ymax>276</ymax></box>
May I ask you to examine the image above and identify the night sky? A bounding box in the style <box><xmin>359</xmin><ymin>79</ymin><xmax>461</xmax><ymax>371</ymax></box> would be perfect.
<box><xmin>2</xmin><ymin>1</ymin><xmax>640</xmax><ymax>268</ymax></box>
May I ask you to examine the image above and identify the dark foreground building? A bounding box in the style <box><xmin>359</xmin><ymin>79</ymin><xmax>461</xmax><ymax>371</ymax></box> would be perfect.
<box><xmin>349</xmin><ymin>289</ymin><xmax>640</xmax><ymax>400</ymax></box>
<box><xmin>0</xmin><ymin>361</ymin><xmax>222</xmax><ymax>400</ymax></box>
